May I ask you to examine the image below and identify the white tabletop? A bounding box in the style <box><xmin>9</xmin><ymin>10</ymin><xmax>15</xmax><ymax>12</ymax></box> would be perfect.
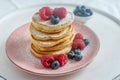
<box><xmin>0</xmin><ymin>0</ymin><xmax>120</xmax><ymax>80</ymax></box>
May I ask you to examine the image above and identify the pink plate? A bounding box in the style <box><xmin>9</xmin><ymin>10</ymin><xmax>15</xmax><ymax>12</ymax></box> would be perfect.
<box><xmin>6</xmin><ymin>21</ymin><xmax>100</xmax><ymax>76</ymax></box>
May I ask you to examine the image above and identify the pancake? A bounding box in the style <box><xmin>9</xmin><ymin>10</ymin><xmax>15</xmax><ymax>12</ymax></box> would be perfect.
<box><xmin>30</xmin><ymin>24</ymin><xmax>73</xmax><ymax>41</ymax></box>
<box><xmin>32</xmin><ymin>12</ymin><xmax>74</xmax><ymax>33</ymax></box>
<box><xmin>30</xmin><ymin>45</ymin><xmax>72</xmax><ymax>58</ymax></box>
<box><xmin>32</xmin><ymin>34</ymin><xmax>74</xmax><ymax>51</ymax></box>
<box><xmin>31</xmin><ymin>27</ymin><xmax>74</xmax><ymax>48</ymax></box>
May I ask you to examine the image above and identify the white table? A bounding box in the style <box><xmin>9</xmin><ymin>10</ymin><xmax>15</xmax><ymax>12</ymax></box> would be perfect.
<box><xmin>0</xmin><ymin>0</ymin><xmax>120</xmax><ymax>80</ymax></box>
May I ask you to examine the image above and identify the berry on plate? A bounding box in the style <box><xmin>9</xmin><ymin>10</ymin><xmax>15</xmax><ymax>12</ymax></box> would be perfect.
<box><xmin>72</xmin><ymin>39</ymin><xmax>86</xmax><ymax>50</ymax></box>
<box><xmin>53</xmin><ymin>7</ymin><xmax>67</xmax><ymax>19</ymax></box>
<box><xmin>84</xmin><ymin>39</ymin><xmax>90</xmax><ymax>46</ymax></box>
<box><xmin>74</xmin><ymin>33</ymin><xmax>84</xmax><ymax>40</ymax></box>
<box><xmin>50</xmin><ymin>15</ymin><xmax>60</xmax><ymax>24</ymax></box>
<box><xmin>51</xmin><ymin>60</ymin><xmax>60</xmax><ymax>69</ymax></box>
<box><xmin>74</xmin><ymin>49</ymin><xmax>81</xmax><ymax>55</ymax></box>
<box><xmin>55</xmin><ymin>54</ymin><xmax>68</xmax><ymax>66</ymax></box>
<box><xmin>67</xmin><ymin>51</ymin><xmax>75</xmax><ymax>59</ymax></box>
<box><xmin>39</xmin><ymin>6</ymin><xmax>53</xmax><ymax>20</ymax></box>
<box><xmin>67</xmin><ymin>49</ymin><xmax>83</xmax><ymax>61</ymax></box>
<box><xmin>74</xmin><ymin>54</ymin><xmax>83</xmax><ymax>61</ymax></box>
<box><xmin>41</xmin><ymin>55</ymin><xmax>54</xmax><ymax>68</ymax></box>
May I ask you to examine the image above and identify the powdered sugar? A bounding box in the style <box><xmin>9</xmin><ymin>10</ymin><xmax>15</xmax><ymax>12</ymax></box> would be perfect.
<box><xmin>32</xmin><ymin>12</ymin><xmax>74</xmax><ymax>27</ymax></box>
<box><xmin>30</xmin><ymin>25</ymin><xmax>70</xmax><ymax>38</ymax></box>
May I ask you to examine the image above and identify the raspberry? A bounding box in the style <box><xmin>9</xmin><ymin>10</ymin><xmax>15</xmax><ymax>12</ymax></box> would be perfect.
<box><xmin>39</xmin><ymin>6</ymin><xmax>53</xmax><ymax>20</ymax></box>
<box><xmin>74</xmin><ymin>33</ymin><xmax>84</xmax><ymax>41</ymax></box>
<box><xmin>72</xmin><ymin>39</ymin><xmax>86</xmax><ymax>50</ymax></box>
<box><xmin>53</xmin><ymin>7</ymin><xmax>67</xmax><ymax>19</ymax></box>
<box><xmin>55</xmin><ymin>54</ymin><xmax>68</xmax><ymax>66</ymax></box>
<box><xmin>41</xmin><ymin>55</ymin><xmax>54</xmax><ymax>68</ymax></box>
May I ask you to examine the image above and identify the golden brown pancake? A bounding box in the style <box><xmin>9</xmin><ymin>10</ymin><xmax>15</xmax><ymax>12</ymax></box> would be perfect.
<box><xmin>31</xmin><ymin>29</ymin><xmax>74</xmax><ymax>48</ymax></box>
<box><xmin>32</xmin><ymin>34</ymin><xmax>74</xmax><ymax>51</ymax></box>
<box><xmin>30</xmin><ymin>24</ymin><xmax>73</xmax><ymax>41</ymax></box>
<box><xmin>30</xmin><ymin>45</ymin><xmax>72</xmax><ymax>58</ymax></box>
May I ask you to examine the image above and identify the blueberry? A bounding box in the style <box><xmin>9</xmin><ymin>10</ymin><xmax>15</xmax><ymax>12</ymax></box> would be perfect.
<box><xmin>81</xmin><ymin>5</ymin><xmax>86</xmax><ymax>9</ymax></box>
<box><xmin>74</xmin><ymin>8</ymin><xmax>81</xmax><ymax>13</ymax></box>
<box><xmin>76</xmin><ymin>6</ymin><xmax>79</xmax><ymax>9</ymax></box>
<box><xmin>67</xmin><ymin>51</ymin><xmax>75</xmax><ymax>59</ymax></box>
<box><xmin>86</xmin><ymin>8</ymin><xmax>91</xmax><ymax>13</ymax></box>
<box><xmin>81</xmin><ymin>5</ymin><xmax>86</xmax><ymax>10</ymax></box>
<box><xmin>84</xmin><ymin>12</ymin><xmax>91</xmax><ymax>16</ymax></box>
<box><xmin>73</xmin><ymin>9</ymin><xmax>78</xmax><ymax>15</ymax></box>
<box><xmin>74</xmin><ymin>5</ymin><xmax>93</xmax><ymax>17</ymax></box>
<box><xmin>88</xmin><ymin>12</ymin><xmax>92</xmax><ymax>16</ymax></box>
<box><xmin>51</xmin><ymin>15</ymin><xmax>60</xmax><ymax>24</ymax></box>
<box><xmin>76</xmin><ymin>12</ymin><xmax>82</xmax><ymax>16</ymax></box>
<box><xmin>76</xmin><ymin>6</ymin><xmax>81</xmax><ymax>10</ymax></box>
<box><xmin>81</xmin><ymin>12</ymin><xmax>86</xmax><ymax>16</ymax></box>
<box><xmin>83</xmin><ymin>10</ymin><xmax>92</xmax><ymax>16</ymax></box>
<box><xmin>89</xmin><ymin>10</ymin><xmax>93</xmax><ymax>15</ymax></box>
<box><xmin>74</xmin><ymin>49</ymin><xmax>81</xmax><ymax>55</ymax></box>
<box><xmin>78</xmin><ymin>8</ymin><xmax>83</xmax><ymax>13</ymax></box>
<box><xmin>84</xmin><ymin>39</ymin><xmax>90</xmax><ymax>46</ymax></box>
<box><xmin>51</xmin><ymin>60</ymin><xmax>60</xmax><ymax>69</ymax></box>
<box><xmin>86</xmin><ymin>9</ymin><xmax>93</xmax><ymax>16</ymax></box>
<box><xmin>74</xmin><ymin>54</ymin><xmax>83</xmax><ymax>61</ymax></box>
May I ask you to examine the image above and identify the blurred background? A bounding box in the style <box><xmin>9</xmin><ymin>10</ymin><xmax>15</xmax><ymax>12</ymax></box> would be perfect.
<box><xmin>0</xmin><ymin>0</ymin><xmax>120</xmax><ymax>19</ymax></box>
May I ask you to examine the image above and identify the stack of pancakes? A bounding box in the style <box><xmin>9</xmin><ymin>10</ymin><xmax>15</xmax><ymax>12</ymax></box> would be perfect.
<box><xmin>30</xmin><ymin>12</ymin><xmax>74</xmax><ymax>58</ymax></box>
